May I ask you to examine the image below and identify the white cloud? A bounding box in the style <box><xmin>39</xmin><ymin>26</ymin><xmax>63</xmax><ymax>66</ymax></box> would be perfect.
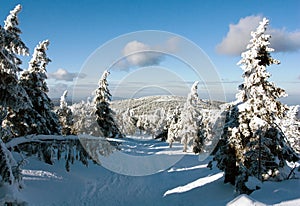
<box><xmin>115</xmin><ymin>37</ymin><xmax>181</xmax><ymax>70</ymax></box>
<box><xmin>158</xmin><ymin>36</ymin><xmax>180</xmax><ymax>53</ymax></box>
<box><xmin>216</xmin><ymin>15</ymin><xmax>300</xmax><ymax>56</ymax></box>
<box><xmin>269</xmin><ymin>28</ymin><xmax>300</xmax><ymax>52</ymax></box>
<box><xmin>123</xmin><ymin>40</ymin><xmax>164</xmax><ymax>67</ymax></box>
<box><xmin>216</xmin><ymin>15</ymin><xmax>262</xmax><ymax>55</ymax></box>
<box><xmin>48</xmin><ymin>68</ymin><xmax>86</xmax><ymax>81</ymax></box>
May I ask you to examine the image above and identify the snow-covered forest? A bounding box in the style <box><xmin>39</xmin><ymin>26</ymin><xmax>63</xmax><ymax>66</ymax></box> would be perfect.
<box><xmin>0</xmin><ymin>4</ymin><xmax>300</xmax><ymax>206</ymax></box>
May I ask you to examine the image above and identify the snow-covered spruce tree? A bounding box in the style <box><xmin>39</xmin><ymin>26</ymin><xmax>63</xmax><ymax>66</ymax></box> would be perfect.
<box><xmin>94</xmin><ymin>70</ymin><xmax>123</xmax><ymax>138</ymax></box>
<box><xmin>0</xmin><ymin>138</ymin><xmax>21</xmax><ymax>186</ymax></box>
<box><xmin>177</xmin><ymin>81</ymin><xmax>204</xmax><ymax>152</ymax></box>
<box><xmin>138</xmin><ymin>108</ymin><xmax>168</xmax><ymax>138</ymax></box>
<box><xmin>153</xmin><ymin>108</ymin><xmax>168</xmax><ymax>140</ymax></box>
<box><xmin>19</xmin><ymin>40</ymin><xmax>60</xmax><ymax>135</ymax></box>
<box><xmin>166</xmin><ymin>107</ymin><xmax>181</xmax><ymax>148</ymax></box>
<box><xmin>71</xmin><ymin>98</ymin><xmax>103</xmax><ymax>136</ymax></box>
<box><xmin>56</xmin><ymin>90</ymin><xmax>74</xmax><ymax>136</ymax></box>
<box><xmin>0</xmin><ymin>5</ymin><xmax>45</xmax><ymax>138</ymax></box>
<box><xmin>1</xmin><ymin>110</ymin><xmax>22</xmax><ymax>186</ymax></box>
<box><xmin>0</xmin><ymin>5</ymin><xmax>29</xmax><ymax>109</ymax></box>
<box><xmin>214</xmin><ymin>18</ymin><xmax>299</xmax><ymax>194</ymax></box>
<box><xmin>0</xmin><ymin>109</ymin><xmax>22</xmax><ymax>190</ymax></box>
<box><xmin>280</xmin><ymin>105</ymin><xmax>300</xmax><ymax>154</ymax></box>
<box><xmin>0</xmin><ymin>4</ymin><xmax>29</xmax><ymax>109</ymax></box>
<box><xmin>119</xmin><ymin>108</ymin><xmax>137</xmax><ymax>135</ymax></box>
<box><xmin>136</xmin><ymin>114</ymin><xmax>145</xmax><ymax>135</ymax></box>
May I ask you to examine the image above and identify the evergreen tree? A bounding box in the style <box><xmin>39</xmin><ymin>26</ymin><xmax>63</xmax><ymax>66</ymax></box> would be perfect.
<box><xmin>166</xmin><ymin>107</ymin><xmax>181</xmax><ymax>148</ymax></box>
<box><xmin>71</xmin><ymin>98</ymin><xmax>101</xmax><ymax>136</ymax></box>
<box><xmin>177</xmin><ymin>81</ymin><xmax>203</xmax><ymax>152</ymax></box>
<box><xmin>94</xmin><ymin>70</ymin><xmax>123</xmax><ymax>138</ymax></box>
<box><xmin>56</xmin><ymin>90</ymin><xmax>74</xmax><ymax>135</ymax></box>
<box><xmin>136</xmin><ymin>114</ymin><xmax>145</xmax><ymax>135</ymax></box>
<box><xmin>153</xmin><ymin>108</ymin><xmax>169</xmax><ymax>140</ymax></box>
<box><xmin>214</xmin><ymin>18</ymin><xmax>299</xmax><ymax>194</ymax></box>
<box><xmin>280</xmin><ymin>105</ymin><xmax>300</xmax><ymax>154</ymax></box>
<box><xmin>0</xmin><ymin>5</ymin><xmax>45</xmax><ymax>138</ymax></box>
<box><xmin>0</xmin><ymin>114</ymin><xmax>14</xmax><ymax>184</ymax></box>
<box><xmin>0</xmin><ymin>5</ymin><xmax>30</xmax><ymax>111</ymax></box>
<box><xmin>0</xmin><ymin>109</ymin><xmax>22</xmax><ymax>188</ymax></box>
<box><xmin>19</xmin><ymin>40</ymin><xmax>61</xmax><ymax>135</ymax></box>
<box><xmin>0</xmin><ymin>139</ymin><xmax>20</xmax><ymax>185</ymax></box>
<box><xmin>120</xmin><ymin>108</ymin><xmax>137</xmax><ymax>135</ymax></box>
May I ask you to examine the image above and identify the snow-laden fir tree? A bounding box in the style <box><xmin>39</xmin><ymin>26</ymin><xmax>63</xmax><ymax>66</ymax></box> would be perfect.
<box><xmin>138</xmin><ymin>108</ymin><xmax>168</xmax><ymax>138</ymax></box>
<box><xmin>166</xmin><ymin>106</ymin><xmax>181</xmax><ymax>148</ymax></box>
<box><xmin>280</xmin><ymin>105</ymin><xmax>300</xmax><ymax>154</ymax></box>
<box><xmin>56</xmin><ymin>90</ymin><xmax>74</xmax><ymax>135</ymax></box>
<box><xmin>0</xmin><ymin>110</ymin><xmax>21</xmax><ymax>186</ymax></box>
<box><xmin>119</xmin><ymin>108</ymin><xmax>137</xmax><ymax>135</ymax></box>
<box><xmin>0</xmin><ymin>139</ymin><xmax>16</xmax><ymax>184</ymax></box>
<box><xmin>0</xmin><ymin>5</ymin><xmax>30</xmax><ymax>112</ymax></box>
<box><xmin>177</xmin><ymin>81</ymin><xmax>203</xmax><ymax>152</ymax></box>
<box><xmin>214</xmin><ymin>18</ymin><xmax>299</xmax><ymax>194</ymax></box>
<box><xmin>0</xmin><ymin>5</ymin><xmax>46</xmax><ymax>138</ymax></box>
<box><xmin>153</xmin><ymin>108</ymin><xmax>168</xmax><ymax>139</ymax></box>
<box><xmin>19</xmin><ymin>40</ymin><xmax>60</xmax><ymax>135</ymax></box>
<box><xmin>136</xmin><ymin>114</ymin><xmax>146</xmax><ymax>135</ymax></box>
<box><xmin>94</xmin><ymin>70</ymin><xmax>123</xmax><ymax>138</ymax></box>
<box><xmin>71</xmin><ymin>98</ymin><xmax>101</xmax><ymax>136</ymax></box>
<box><xmin>0</xmin><ymin>6</ymin><xmax>33</xmax><ymax>197</ymax></box>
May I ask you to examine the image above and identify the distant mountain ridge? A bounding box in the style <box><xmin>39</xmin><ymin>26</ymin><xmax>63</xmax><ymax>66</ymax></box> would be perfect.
<box><xmin>52</xmin><ymin>95</ymin><xmax>224</xmax><ymax>111</ymax></box>
<box><xmin>111</xmin><ymin>95</ymin><xmax>224</xmax><ymax>115</ymax></box>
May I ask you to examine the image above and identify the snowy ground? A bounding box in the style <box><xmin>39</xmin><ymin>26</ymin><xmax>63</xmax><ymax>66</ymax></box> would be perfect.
<box><xmin>6</xmin><ymin>136</ymin><xmax>300</xmax><ymax>206</ymax></box>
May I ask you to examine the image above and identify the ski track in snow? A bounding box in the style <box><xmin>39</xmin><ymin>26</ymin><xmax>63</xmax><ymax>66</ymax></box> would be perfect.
<box><xmin>163</xmin><ymin>172</ymin><xmax>224</xmax><ymax>196</ymax></box>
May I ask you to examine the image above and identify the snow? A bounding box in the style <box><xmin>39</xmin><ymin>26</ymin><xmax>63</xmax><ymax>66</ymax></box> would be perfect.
<box><xmin>296</xmin><ymin>105</ymin><xmax>300</xmax><ymax>120</ymax></box>
<box><xmin>163</xmin><ymin>172</ymin><xmax>224</xmax><ymax>196</ymax></box>
<box><xmin>227</xmin><ymin>194</ymin><xmax>266</xmax><ymax>206</ymax></box>
<box><xmin>0</xmin><ymin>184</ymin><xmax>25</xmax><ymax>205</ymax></box>
<box><xmin>3</xmin><ymin>135</ymin><xmax>299</xmax><ymax>205</ymax></box>
<box><xmin>245</xmin><ymin>176</ymin><xmax>262</xmax><ymax>191</ymax></box>
<box><xmin>21</xmin><ymin>169</ymin><xmax>62</xmax><ymax>181</ymax></box>
<box><xmin>274</xmin><ymin>199</ymin><xmax>300</xmax><ymax>206</ymax></box>
<box><xmin>167</xmin><ymin>164</ymin><xmax>208</xmax><ymax>172</ymax></box>
<box><xmin>6</xmin><ymin>135</ymin><xmax>81</xmax><ymax>149</ymax></box>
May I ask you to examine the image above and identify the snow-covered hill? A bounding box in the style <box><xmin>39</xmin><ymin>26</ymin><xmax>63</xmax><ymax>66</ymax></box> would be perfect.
<box><xmin>111</xmin><ymin>95</ymin><xmax>223</xmax><ymax>115</ymax></box>
<box><xmin>4</xmin><ymin>136</ymin><xmax>299</xmax><ymax>206</ymax></box>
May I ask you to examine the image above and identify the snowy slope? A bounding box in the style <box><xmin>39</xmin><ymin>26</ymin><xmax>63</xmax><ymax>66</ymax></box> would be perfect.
<box><xmin>6</xmin><ymin>136</ymin><xmax>300</xmax><ymax>206</ymax></box>
<box><xmin>111</xmin><ymin>95</ymin><xmax>223</xmax><ymax>115</ymax></box>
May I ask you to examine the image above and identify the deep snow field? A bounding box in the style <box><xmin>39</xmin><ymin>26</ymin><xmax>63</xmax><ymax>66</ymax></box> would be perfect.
<box><xmin>4</xmin><ymin>136</ymin><xmax>300</xmax><ymax>206</ymax></box>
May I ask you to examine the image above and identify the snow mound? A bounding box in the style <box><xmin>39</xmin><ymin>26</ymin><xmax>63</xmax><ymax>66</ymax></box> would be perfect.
<box><xmin>274</xmin><ymin>198</ymin><xmax>300</xmax><ymax>206</ymax></box>
<box><xmin>227</xmin><ymin>194</ymin><xmax>266</xmax><ymax>206</ymax></box>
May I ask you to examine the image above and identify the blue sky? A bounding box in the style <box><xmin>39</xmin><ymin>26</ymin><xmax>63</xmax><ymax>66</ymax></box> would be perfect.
<box><xmin>1</xmin><ymin>0</ymin><xmax>299</xmax><ymax>104</ymax></box>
